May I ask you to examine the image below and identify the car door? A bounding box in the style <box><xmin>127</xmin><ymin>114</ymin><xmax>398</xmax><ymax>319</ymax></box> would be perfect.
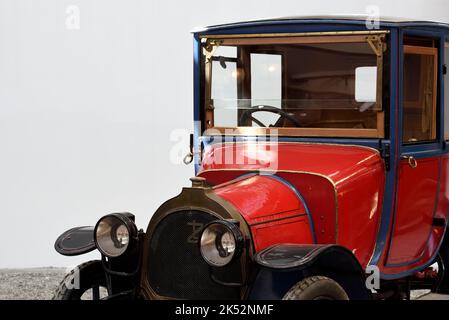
<box><xmin>386</xmin><ymin>41</ymin><xmax>441</xmax><ymax>266</ymax></box>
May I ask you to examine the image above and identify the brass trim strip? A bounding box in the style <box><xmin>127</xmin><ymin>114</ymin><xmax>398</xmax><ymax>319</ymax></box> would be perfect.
<box><xmin>250</xmin><ymin>213</ymin><xmax>308</xmax><ymax>226</ymax></box>
<box><xmin>201</xmin><ymin>139</ymin><xmax>381</xmax><ymax>154</ymax></box>
<box><xmin>206</xmin><ymin>126</ymin><xmax>384</xmax><ymax>138</ymax></box>
<box><xmin>200</xmin><ymin>30</ymin><xmax>390</xmax><ymax>39</ymax></box>
<box><xmin>206</xmin><ymin>35</ymin><xmax>373</xmax><ymax>46</ymax></box>
<box><xmin>249</xmin><ymin>209</ymin><xmax>306</xmax><ymax>221</ymax></box>
<box><xmin>404</xmin><ymin>45</ymin><xmax>439</xmax><ymax>55</ymax></box>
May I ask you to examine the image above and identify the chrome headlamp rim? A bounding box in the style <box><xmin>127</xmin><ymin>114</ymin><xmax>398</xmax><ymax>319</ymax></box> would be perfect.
<box><xmin>94</xmin><ymin>213</ymin><xmax>137</xmax><ymax>258</ymax></box>
<box><xmin>199</xmin><ymin>219</ymin><xmax>244</xmax><ymax>267</ymax></box>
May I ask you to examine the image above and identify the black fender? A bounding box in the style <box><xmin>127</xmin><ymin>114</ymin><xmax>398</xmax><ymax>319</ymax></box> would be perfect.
<box><xmin>249</xmin><ymin>244</ymin><xmax>371</xmax><ymax>300</ymax></box>
<box><xmin>437</xmin><ymin>226</ymin><xmax>449</xmax><ymax>293</ymax></box>
<box><xmin>54</xmin><ymin>226</ymin><xmax>96</xmax><ymax>256</ymax></box>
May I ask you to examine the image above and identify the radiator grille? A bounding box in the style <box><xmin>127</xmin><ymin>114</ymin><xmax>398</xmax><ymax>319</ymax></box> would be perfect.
<box><xmin>147</xmin><ymin>210</ymin><xmax>242</xmax><ymax>299</ymax></box>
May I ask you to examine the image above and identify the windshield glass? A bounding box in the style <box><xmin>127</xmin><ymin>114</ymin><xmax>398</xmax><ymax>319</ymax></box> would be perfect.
<box><xmin>202</xmin><ymin>33</ymin><xmax>387</xmax><ymax>138</ymax></box>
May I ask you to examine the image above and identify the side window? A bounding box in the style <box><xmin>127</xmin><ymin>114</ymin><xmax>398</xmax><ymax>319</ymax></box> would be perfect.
<box><xmin>445</xmin><ymin>43</ymin><xmax>449</xmax><ymax>140</ymax></box>
<box><xmin>403</xmin><ymin>45</ymin><xmax>438</xmax><ymax>144</ymax></box>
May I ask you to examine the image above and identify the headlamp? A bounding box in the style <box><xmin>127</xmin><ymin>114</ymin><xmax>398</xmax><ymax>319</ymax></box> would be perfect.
<box><xmin>94</xmin><ymin>213</ymin><xmax>137</xmax><ymax>258</ymax></box>
<box><xmin>199</xmin><ymin>220</ymin><xmax>244</xmax><ymax>267</ymax></box>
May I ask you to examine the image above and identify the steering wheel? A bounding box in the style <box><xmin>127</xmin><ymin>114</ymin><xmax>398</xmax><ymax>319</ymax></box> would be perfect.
<box><xmin>239</xmin><ymin>105</ymin><xmax>301</xmax><ymax>128</ymax></box>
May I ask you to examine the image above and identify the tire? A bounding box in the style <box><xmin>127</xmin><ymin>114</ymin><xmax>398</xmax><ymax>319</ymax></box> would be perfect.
<box><xmin>438</xmin><ymin>232</ymin><xmax>449</xmax><ymax>293</ymax></box>
<box><xmin>282</xmin><ymin>276</ymin><xmax>349</xmax><ymax>300</ymax></box>
<box><xmin>52</xmin><ymin>260</ymin><xmax>108</xmax><ymax>300</ymax></box>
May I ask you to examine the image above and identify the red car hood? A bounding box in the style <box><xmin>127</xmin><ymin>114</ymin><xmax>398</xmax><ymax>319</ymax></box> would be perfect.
<box><xmin>199</xmin><ymin>142</ymin><xmax>382</xmax><ymax>189</ymax></box>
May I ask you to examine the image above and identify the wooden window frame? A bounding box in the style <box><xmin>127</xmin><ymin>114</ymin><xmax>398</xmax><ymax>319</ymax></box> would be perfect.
<box><xmin>403</xmin><ymin>45</ymin><xmax>438</xmax><ymax>143</ymax></box>
<box><xmin>202</xmin><ymin>32</ymin><xmax>387</xmax><ymax>139</ymax></box>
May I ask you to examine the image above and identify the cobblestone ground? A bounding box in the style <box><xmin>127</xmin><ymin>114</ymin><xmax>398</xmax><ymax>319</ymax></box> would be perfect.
<box><xmin>0</xmin><ymin>269</ymin><xmax>448</xmax><ymax>300</ymax></box>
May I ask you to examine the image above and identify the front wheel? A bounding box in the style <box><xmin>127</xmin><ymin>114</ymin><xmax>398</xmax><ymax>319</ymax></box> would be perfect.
<box><xmin>53</xmin><ymin>260</ymin><xmax>109</xmax><ymax>300</ymax></box>
<box><xmin>282</xmin><ymin>276</ymin><xmax>349</xmax><ymax>300</ymax></box>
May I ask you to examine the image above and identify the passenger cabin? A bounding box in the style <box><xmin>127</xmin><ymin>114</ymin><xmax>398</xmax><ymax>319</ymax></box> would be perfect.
<box><xmin>191</xmin><ymin>16</ymin><xmax>449</xmax><ymax>279</ymax></box>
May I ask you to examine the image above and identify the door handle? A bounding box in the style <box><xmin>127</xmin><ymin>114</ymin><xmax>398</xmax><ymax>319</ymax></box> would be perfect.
<box><xmin>401</xmin><ymin>155</ymin><xmax>418</xmax><ymax>169</ymax></box>
<box><xmin>432</xmin><ymin>217</ymin><xmax>446</xmax><ymax>227</ymax></box>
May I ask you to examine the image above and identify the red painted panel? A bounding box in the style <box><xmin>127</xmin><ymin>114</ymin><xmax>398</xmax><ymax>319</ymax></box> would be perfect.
<box><xmin>251</xmin><ymin>217</ymin><xmax>314</xmax><ymax>252</ymax></box>
<box><xmin>212</xmin><ymin>174</ymin><xmax>315</xmax><ymax>253</ymax></box>
<box><xmin>201</xmin><ymin>170</ymin><xmax>338</xmax><ymax>244</ymax></box>
<box><xmin>436</xmin><ymin>156</ymin><xmax>449</xmax><ymax>222</ymax></box>
<box><xmin>199</xmin><ymin>142</ymin><xmax>385</xmax><ymax>268</ymax></box>
<box><xmin>370</xmin><ymin>156</ymin><xmax>449</xmax><ymax>276</ymax></box>
<box><xmin>386</xmin><ymin>157</ymin><xmax>439</xmax><ymax>265</ymax></box>
<box><xmin>213</xmin><ymin>175</ymin><xmax>307</xmax><ymax>226</ymax></box>
<box><xmin>276</xmin><ymin>173</ymin><xmax>337</xmax><ymax>245</ymax></box>
<box><xmin>336</xmin><ymin>157</ymin><xmax>385</xmax><ymax>265</ymax></box>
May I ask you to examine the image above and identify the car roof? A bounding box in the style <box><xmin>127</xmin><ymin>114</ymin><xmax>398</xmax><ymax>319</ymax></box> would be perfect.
<box><xmin>192</xmin><ymin>15</ymin><xmax>449</xmax><ymax>33</ymax></box>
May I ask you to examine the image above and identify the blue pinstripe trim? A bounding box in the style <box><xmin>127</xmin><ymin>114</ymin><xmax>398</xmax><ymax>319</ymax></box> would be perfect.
<box><xmin>262</xmin><ymin>173</ymin><xmax>317</xmax><ymax>244</ymax></box>
<box><xmin>367</xmin><ymin>28</ymin><xmax>400</xmax><ymax>267</ymax></box>
<box><xmin>193</xmin><ymin>34</ymin><xmax>201</xmax><ymax>174</ymax></box>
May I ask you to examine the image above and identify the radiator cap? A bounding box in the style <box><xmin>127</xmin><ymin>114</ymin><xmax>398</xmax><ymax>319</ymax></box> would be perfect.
<box><xmin>190</xmin><ymin>176</ymin><xmax>207</xmax><ymax>188</ymax></box>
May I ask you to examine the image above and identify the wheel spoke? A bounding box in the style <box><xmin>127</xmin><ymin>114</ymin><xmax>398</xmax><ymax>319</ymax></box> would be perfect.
<box><xmin>92</xmin><ymin>286</ymin><xmax>100</xmax><ymax>300</ymax></box>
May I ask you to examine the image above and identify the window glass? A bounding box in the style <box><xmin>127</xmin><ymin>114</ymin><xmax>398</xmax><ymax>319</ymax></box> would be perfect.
<box><xmin>250</xmin><ymin>53</ymin><xmax>282</xmax><ymax>126</ymax></box>
<box><xmin>403</xmin><ymin>46</ymin><xmax>437</xmax><ymax>144</ymax></box>
<box><xmin>211</xmin><ymin>46</ymin><xmax>237</xmax><ymax>127</ymax></box>
<box><xmin>355</xmin><ymin>67</ymin><xmax>377</xmax><ymax>103</ymax></box>
<box><xmin>204</xmin><ymin>37</ymin><xmax>382</xmax><ymax>136</ymax></box>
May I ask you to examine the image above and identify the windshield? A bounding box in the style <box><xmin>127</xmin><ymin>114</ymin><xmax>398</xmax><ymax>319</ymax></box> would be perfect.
<box><xmin>202</xmin><ymin>33</ymin><xmax>387</xmax><ymax>138</ymax></box>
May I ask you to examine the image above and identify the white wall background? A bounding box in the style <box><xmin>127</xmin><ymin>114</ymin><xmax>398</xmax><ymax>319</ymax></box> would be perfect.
<box><xmin>0</xmin><ymin>0</ymin><xmax>448</xmax><ymax>268</ymax></box>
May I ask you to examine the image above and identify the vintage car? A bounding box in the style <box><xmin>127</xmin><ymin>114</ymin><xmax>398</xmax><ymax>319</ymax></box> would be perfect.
<box><xmin>53</xmin><ymin>15</ymin><xmax>449</xmax><ymax>300</ymax></box>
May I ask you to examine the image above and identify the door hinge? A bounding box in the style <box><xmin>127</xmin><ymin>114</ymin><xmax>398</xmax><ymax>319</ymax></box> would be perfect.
<box><xmin>380</xmin><ymin>142</ymin><xmax>391</xmax><ymax>171</ymax></box>
<box><xmin>444</xmin><ymin>64</ymin><xmax>447</xmax><ymax>75</ymax></box>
